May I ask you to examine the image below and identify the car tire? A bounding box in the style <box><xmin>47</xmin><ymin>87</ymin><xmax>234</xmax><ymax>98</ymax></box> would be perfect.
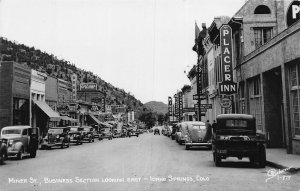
<box><xmin>185</xmin><ymin>144</ymin><xmax>190</xmax><ymax>150</ymax></box>
<box><xmin>214</xmin><ymin>151</ymin><xmax>221</xmax><ymax>167</ymax></box>
<box><xmin>30</xmin><ymin>150</ymin><xmax>36</xmax><ymax>158</ymax></box>
<box><xmin>17</xmin><ymin>148</ymin><xmax>23</xmax><ymax>160</ymax></box>
<box><xmin>0</xmin><ymin>151</ymin><xmax>6</xmax><ymax>164</ymax></box>
<box><xmin>89</xmin><ymin>137</ymin><xmax>91</xmax><ymax>143</ymax></box>
<box><xmin>249</xmin><ymin>155</ymin><xmax>255</xmax><ymax>164</ymax></box>
<box><xmin>61</xmin><ymin>141</ymin><xmax>65</xmax><ymax>149</ymax></box>
<box><xmin>67</xmin><ymin>140</ymin><xmax>70</xmax><ymax>148</ymax></box>
<box><xmin>258</xmin><ymin>145</ymin><xmax>266</xmax><ymax>168</ymax></box>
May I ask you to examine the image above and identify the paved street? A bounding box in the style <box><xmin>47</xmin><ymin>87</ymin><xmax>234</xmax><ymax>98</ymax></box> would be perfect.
<box><xmin>1</xmin><ymin>128</ymin><xmax>299</xmax><ymax>191</ymax></box>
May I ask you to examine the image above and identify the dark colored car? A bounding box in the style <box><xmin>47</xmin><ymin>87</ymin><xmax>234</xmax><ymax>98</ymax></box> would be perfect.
<box><xmin>41</xmin><ymin>127</ymin><xmax>70</xmax><ymax>149</ymax></box>
<box><xmin>68</xmin><ymin>126</ymin><xmax>83</xmax><ymax>145</ymax></box>
<box><xmin>212</xmin><ymin>114</ymin><xmax>266</xmax><ymax>167</ymax></box>
<box><xmin>128</xmin><ymin>127</ymin><xmax>139</xmax><ymax>137</ymax></box>
<box><xmin>80</xmin><ymin>126</ymin><xmax>95</xmax><ymax>143</ymax></box>
<box><xmin>99</xmin><ymin>128</ymin><xmax>113</xmax><ymax>140</ymax></box>
<box><xmin>154</xmin><ymin>128</ymin><xmax>160</xmax><ymax>135</ymax></box>
<box><xmin>0</xmin><ymin>139</ymin><xmax>8</xmax><ymax>164</ymax></box>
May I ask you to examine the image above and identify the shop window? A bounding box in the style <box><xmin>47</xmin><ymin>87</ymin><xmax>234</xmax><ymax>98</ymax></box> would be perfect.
<box><xmin>289</xmin><ymin>64</ymin><xmax>300</xmax><ymax>137</ymax></box>
<box><xmin>254</xmin><ymin>5</ymin><xmax>271</xmax><ymax>14</ymax></box>
<box><xmin>13</xmin><ymin>98</ymin><xmax>29</xmax><ymax>125</ymax></box>
<box><xmin>254</xmin><ymin>27</ymin><xmax>272</xmax><ymax>48</ymax></box>
<box><xmin>249</xmin><ymin>77</ymin><xmax>263</xmax><ymax>131</ymax></box>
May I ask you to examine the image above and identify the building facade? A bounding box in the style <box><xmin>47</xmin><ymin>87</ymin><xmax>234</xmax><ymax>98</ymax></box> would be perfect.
<box><xmin>0</xmin><ymin>61</ymin><xmax>31</xmax><ymax>130</ymax></box>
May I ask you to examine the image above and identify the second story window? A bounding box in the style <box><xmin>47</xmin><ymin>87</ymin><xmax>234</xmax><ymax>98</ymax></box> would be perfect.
<box><xmin>254</xmin><ymin>27</ymin><xmax>272</xmax><ymax>48</ymax></box>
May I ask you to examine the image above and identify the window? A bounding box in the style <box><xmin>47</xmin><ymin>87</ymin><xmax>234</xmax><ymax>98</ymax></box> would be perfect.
<box><xmin>13</xmin><ymin>98</ymin><xmax>29</xmax><ymax>125</ymax></box>
<box><xmin>22</xmin><ymin>129</ymin><xmax>28</xmax><ymax>136</ymax></box>
<box><xmin>254</xmin><ymin>5</ymin><xmax>271</xmax><ymax>14</ymax></box>
<box><xmin>289</xmin><ymin>64</ymin><xmax>300</xmax><ymax>137</ymax></box>
<box><xmin>254</xmin><ymin>28</ymin><xmax>272</xmax><ymax>48</ymax></box>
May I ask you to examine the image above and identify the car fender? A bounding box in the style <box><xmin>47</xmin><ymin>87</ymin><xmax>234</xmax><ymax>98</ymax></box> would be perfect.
<box><xmin>13</xmin><ymin>141</ymin><xmax>23</xmax><ymax>152</ymax></box>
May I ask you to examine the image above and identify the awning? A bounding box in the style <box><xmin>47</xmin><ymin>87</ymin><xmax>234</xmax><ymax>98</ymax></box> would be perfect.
<box><xmin>60</xmin><ymin>116</ymin><xmax>78</xmax><ymax>123</ymax></box>
<box><xmin>88</xmin><ymin>113</ymin><xmax>102</xmax><ymax>125</ymax></box>
<box><xmin>33</xmin><ymin>100</ymin><xmax>61</xmax><ymax>121</ymax></box>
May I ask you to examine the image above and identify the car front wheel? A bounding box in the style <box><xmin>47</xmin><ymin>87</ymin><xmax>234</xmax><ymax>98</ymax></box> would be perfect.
<box><xmin>258</xmin><ymin>146</ymin><xmax>266</xmax><ymax>168</ymax></box>
<box><xmin>17</xmin><ymin>148</ymin><xmax>23</xmax><ymax>160</ymax></box>
<box><xmin>0</xmin><ymin>151</ymin><xmax>6</xmax><ymax>164</ymax></box>
<box><xmin>214</xmin><ymin>152</ymin><xmax>221</xmax><ymax>167</ymax></box>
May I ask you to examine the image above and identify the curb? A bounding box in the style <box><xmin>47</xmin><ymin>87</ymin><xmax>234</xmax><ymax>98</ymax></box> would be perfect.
<box><xmin>266</xmin><ymin>160</ymin><xmax>300</xmax><ymax>174</ymax></box>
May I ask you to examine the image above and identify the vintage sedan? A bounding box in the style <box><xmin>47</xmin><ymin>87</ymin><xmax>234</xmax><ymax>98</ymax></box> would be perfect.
<box><xmin>166</xmin><ymin>126</ymin><xmax>173</xmax><ymax>137</ymax></box>
<box><xmin>67</xmin><ymin>126</ymin><xmax>83</xmax><ymax>145</ymax></box>
<box><xmin>212</xmin><ymin>114</ymin><xmax>266</xmax><ymax>167</ymax></box>
<box><xmin>0</xmin><ymin>126</ymin><xmax>39</xmax><ymax>160</ymax></box>
<box><xmin>175</xmin><ymin>123</ymin><xmax>189</xmax><ymax>144</ymax></box>
<box><xmin>0</xmin><ymin>139</ymin><xmax>8</xmax><ymax>164</ymax></box>
<box><xmin>41</xmin><ymin>127</ymin><xmax>70</xmax><ymax>149</ymax></box>
<box><xmin>79</xmin><ymin>126</ymin><xmax>95</xmax><ymax>143</ymax></box>
<box><xmin>185</xmin><ymin>121</ymin><xmax>212</xmax><ymax>150</ymax></box>
<box><xmin>99</xmin><ymin>128</ymin><xmax>113</xmax><ymax>140</ymax></box>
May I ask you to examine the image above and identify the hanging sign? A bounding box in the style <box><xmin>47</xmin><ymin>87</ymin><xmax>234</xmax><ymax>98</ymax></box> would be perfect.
<box><xmin>287</xmin><ymin>1</ymin><xmax>300</xmax><ymax>27</ymax></box>
<box><xmin>218</xmin><ymin>25</ymin><xmax>237</xmax><ymax>95</ymax></box>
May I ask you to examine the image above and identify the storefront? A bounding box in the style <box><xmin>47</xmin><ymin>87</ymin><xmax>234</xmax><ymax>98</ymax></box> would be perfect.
<box><xmin>0</xmin><ymin>62</ymin><xmax>31</xmax><ymax>130</ymax></box>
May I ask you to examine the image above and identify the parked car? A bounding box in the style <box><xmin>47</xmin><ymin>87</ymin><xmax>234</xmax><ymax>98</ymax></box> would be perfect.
<box><xmin>79</xmin><ymin>126</ymin><xmax>95</xmax><ymax>143</ymax></box>
<box><xmin>67</xmin><ymin>126</ymin><xmax>83</xmax><ymax>145</ymax></box>
<box><xmin>128</xmin><ymin>127</ymin><xmax>139</xmax><ymax>137</ymax></box>
<box><xmin>154</xmin><ymin>128</ymin><xmax>160</xmax><ymax>135</ymax></box>
<box><xmin>91</xmin><ymin>124</ymin><xmax>100</xmax><ymax>138</ymax></box>
<box><xmin>0</xmin><ymin>126</ymin><xmax>39</xmax><ymax>160</ymax></box>
<box><xmin>185</xmin><ymin>121</ymin><xmax>212</xmax><ymax>150</ymax></box>
<box><xmin>41</xmin><ymin>127</ymin><xmax>70</xmax><ymax>149</ymax></box>
<box><xmin>99</xmin><ymin>128</ymin><xmax>113</xmax><ymax>140</ymax></box>
<box><xmin>112</xmin><ymin>129</ymin><xmax>122</xmax><ymax>138</ymax></box>
<box><xmin>212</xmin><ymin>114</ymin><xmax>266</xmax><ymax>167</ymax></box>
<box><xmin>167</xmin><ymin>126</ymin><xmax>173</xmax><ymax>137</ymax></box>
<box><xmin>0</xmin><ymin>139</ymin><xmax>8</xmax><ymax>164</ymax></box>
<box><xmin>175</xmin><ymin>123</ymin><xmax>189</xmax><ymax>144</ymax></box>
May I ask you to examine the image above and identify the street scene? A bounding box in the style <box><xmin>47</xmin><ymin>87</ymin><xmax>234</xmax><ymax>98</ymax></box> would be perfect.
<box><xmin>1</xmin><ymin>129</ymin><xmax>299</xmax><ymax>191</ymax></box>
<box><xmin>1</xmin><ymin>0</ymin><xmax>300</xmax><ymax>190</ymax></box>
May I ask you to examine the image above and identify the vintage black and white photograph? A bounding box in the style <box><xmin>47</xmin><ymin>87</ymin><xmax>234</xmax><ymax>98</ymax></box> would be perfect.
<box><xmin>0</xmin><ymin>0</ymin><xmax>300</xmax><ymax>190</ymax></box>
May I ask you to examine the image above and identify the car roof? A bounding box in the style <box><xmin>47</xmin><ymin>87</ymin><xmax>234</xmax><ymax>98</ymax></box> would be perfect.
<box><xmin>217</xmin><ymin>114</ymin><xmax>255</xmax><ymax>120</ymax></box>
<box><xmin>1</xmin><ymin>125</ymin><xmax>32</xmax><ymax>130</ymax></box>
<box><xmin>49</xmin><ymin>127</ymin><xmax>69</xmax><ymax>129</ymax></box>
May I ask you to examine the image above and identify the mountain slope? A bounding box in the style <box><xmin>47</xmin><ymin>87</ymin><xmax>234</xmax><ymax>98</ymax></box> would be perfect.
<box><xmin>0</xmin><ymin>37</ymin><xmax>144</xmax><ymax>111</ymax></box>
<box><xmin>144</xmin><ymin>101</ymin><xmax>168</xmax><ymax>114</ymax></box>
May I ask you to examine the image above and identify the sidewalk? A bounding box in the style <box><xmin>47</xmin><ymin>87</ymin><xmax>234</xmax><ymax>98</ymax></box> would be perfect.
<box><xmin>266</xmin><ymin>148</ymin><xmax>300</xmax><ymax>173</ymax></box>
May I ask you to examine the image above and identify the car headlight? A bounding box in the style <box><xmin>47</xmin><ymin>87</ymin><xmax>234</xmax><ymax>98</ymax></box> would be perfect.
<box><xmin>56</xmin><ymin>135</ymin><xmax>60</xmax><ymax>139</ymax></box>
<box><xmin>8</xmin><ymin>139</ymin><xmax>14</xmax><ymax>146</ymax></box>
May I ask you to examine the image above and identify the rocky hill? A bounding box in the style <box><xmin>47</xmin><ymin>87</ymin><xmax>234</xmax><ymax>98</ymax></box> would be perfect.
<box><xmin>0</xmin><ymin>37</ymin><xmax>143</xmax><ymax>111</ymax></box>
<box><xmin>144</xmin><ymin>101</ymin><xmax>168</xmax><ymax>114</ymax></box>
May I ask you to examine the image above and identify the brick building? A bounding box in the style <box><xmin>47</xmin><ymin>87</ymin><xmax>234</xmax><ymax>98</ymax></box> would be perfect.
<box><xmin>0</xmin><ymin>61</ymin><xmax>31</xmax><ymax>130</ymax></box>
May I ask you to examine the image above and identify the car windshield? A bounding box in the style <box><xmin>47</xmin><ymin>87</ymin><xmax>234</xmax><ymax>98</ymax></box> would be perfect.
<box><xmin>70</xmin><ymin>128</ymin><xmax>78</xmax><ymax>131</ymax></box>
<box><xmin>84</xmin><ymin>128</ymin><xmax>91</xmax><ymax>131</ymax></box>
<box><xmin>48</xmin><ymin>129</ymin><xmax>63</xmax><ymax>134</ymax></box>
<box><xmin>2</xmin><ymin>129</ymin><xmax>22</xmax><ymax>135</ymax></box>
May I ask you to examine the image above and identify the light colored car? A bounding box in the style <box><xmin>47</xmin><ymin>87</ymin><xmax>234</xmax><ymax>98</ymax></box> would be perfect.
<box><xmin>0</xmin><ymin>126</ymin><xmax>39</xmax><ymax>160</ymax></box>
<box><xmin>175</xmin><ymin>123</ymin><xmax>189</xmax><ymax>144</ymax></box>
<box><xmin>184</xmin><ymin>121</ymin><xmax>212</xmax><ymax>150</ymax></box>
<box><xmin>167</xmin><ymin>126</ymin><xmax>173</xmax><ymax>137</ymax></box>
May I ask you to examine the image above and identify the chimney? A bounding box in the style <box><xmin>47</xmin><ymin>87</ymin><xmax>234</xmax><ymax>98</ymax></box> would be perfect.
<box><xmin>202</xmin><ymin>23</ymin><xmax>206</xmax><ymax>29</ymax></box>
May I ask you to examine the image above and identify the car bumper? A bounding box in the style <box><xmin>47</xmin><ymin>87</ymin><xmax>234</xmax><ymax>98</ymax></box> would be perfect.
<box><xmin>185</xmin><ymin>142</ymin><xmax>211</xmax><ymax>146</ymax></box>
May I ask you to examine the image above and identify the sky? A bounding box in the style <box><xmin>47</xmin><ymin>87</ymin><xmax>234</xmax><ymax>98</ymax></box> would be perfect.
<box><xmin>0</xmin><ymin>0</ymin><xmax>246</xmax><ymax>104</ymax></box>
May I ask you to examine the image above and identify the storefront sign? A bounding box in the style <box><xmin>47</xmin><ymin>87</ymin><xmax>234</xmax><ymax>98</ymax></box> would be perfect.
<box><xmin>183</xmin><ymin>108</ymin><xmax>196</xmax><ymax>113</ymax></box>
<box><xmin>71</xmin><ymin>74</ymin><xmax>77</xmax><ymax>101</ymax></box>
<box><xmin>218</xmin><ymin>25</ymin><xmax>237</xmax><ymax>95</ymax></box>
<box><xmin>90</xmin><ymin>105</ymin><xmax>100</xmax><ymax>112</ymax></box>
<box><xmin>220</xmin><ymin>97</ymin><xmax>231</xmax><ymax>108</ymax></box>
<box><xmin>101</xmin><ymin>98</ymin><xmax>106</xmax><ymax>112</ymax></box>
<box><xmin>168</xmin><ymin>97</ymin><xmax>172</xmax><ymax>116</ymax></box>
<box><xmin>80</xmin><ymin>83</ymin><xmax>97</xmax><ymax>91</ymax></box>
<box><xmin>287</xmin><ymin>1</ymin><xmax>300</xmax><ymax>27</ymax></box>
<box><xmin>178</xmin><ymin>92</ymin><xmax>183</xmax><ymax>118</ymax></box>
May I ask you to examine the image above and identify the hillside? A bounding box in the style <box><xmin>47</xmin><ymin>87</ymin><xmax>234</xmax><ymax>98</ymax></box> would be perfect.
<box><xmin>0</xmin><ymin>37</ymin><xmax>143</xmax><ymax>112</ymax></box>
<box><xmin>144</xmin><ymin>101</ymin><xmax>168</xmax><ymax>114</ymax></box>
